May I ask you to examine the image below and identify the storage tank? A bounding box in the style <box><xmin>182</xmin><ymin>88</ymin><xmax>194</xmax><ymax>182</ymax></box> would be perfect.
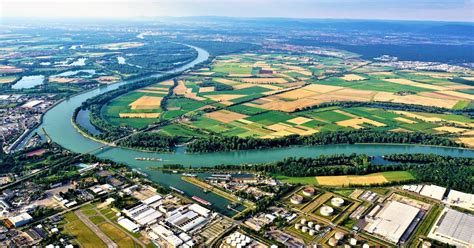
<box><xmin>422</xmin><ymin>241</ymin><xmax>432</xmax><ymax>248</ymax></box>
<box><xmin>303</xmin><ymin>187</ymin><xmax>315</xmax><ymax>197</ymax></box>
<box><xmin>314</xmin><ymin>224</ymin><xmax>321</xmax><ymax>231</ymax></box>
<box><xmin>308</xmin><ymin>221</ymin><xmax>314</xmax><ymax>228</ymax></box>
<box><xmin>309</xmin><ymin>229</ymin><xmax>316</xmax><ymax>236</ymax></box>
<box><xmin>302</xmin><ymin>226</ymin><xmax>308</xmax><ymax>233</ymax></box>
<box><xmin>291</xmin><ymin>195</ymin><xmax>304</xmax><ymax>204</ymax></box>
<box><xmin>331</xmin><ymin>197</ymin><xmax>345</xmax><ymax>207</ymax></box>
<box><xmin>300</xmin><ymin>218</ymin><xmax>307</xmax><ymax>225</ymax></box>
<box><xmin>362</xmin><ymin>243</ymin><xmax>370</xmax><ymax>248</ymax></box>
<box><xmin>328</xmin><ymin>238</ymin><xmax>338</xmax><ymax>247</ymax></box>
<box><xmin>350</xmin><ymin>238</ymin><xmax>357</xmax><ymax>246</ymax></box>
<box><xmin>295</xmin><ymin>223</ymin><xmax>301</xmax><ymax>230</ymax></box>
<box><xmin>320</xmin><ymin>206</ymin><xmax>334</xmax><ymax>216</ymax></box>
<box><xmin>334</xmin><ymin>231</ymin><xmax>345</xmax><ymax>240</ymax></box>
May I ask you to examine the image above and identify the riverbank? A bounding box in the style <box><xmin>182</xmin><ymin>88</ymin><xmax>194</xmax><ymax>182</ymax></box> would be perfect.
<box><xmin>182</xmin><ymin>176</ymin><xmax>255</xmax><ymax>209</ymax></box>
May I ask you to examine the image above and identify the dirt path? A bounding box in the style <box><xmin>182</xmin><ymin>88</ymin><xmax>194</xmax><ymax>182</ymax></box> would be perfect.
<box><xmin>75</xmin><ymin>210</ymin><xmax>118</xmax><ymax>248</ymax></box>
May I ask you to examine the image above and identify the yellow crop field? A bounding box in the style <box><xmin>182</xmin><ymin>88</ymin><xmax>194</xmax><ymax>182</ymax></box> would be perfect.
<box><xmin>198</xmin><ymin>86</ymin><xmax>215</xmax><ymax>93</ymax></box>
<box><xmin>336</xmin><ymin>117</ymin><xmax>386</xmax><ymax>129</ymax></box>
<box><xmin>340</xmin><ymin>74</ymin><xmax>366</xmax><ymax>81</ymax></box>
<box><xmin>383</xmin><ymin>78</ymin><xmax>448</xmax><ymax>91</ymax></box>
<box><xmin>119</xmin><ymin>113</ymin><xmax>161</xmax><ymax>118</ymax></box>
<box><xmin>205</xmin><ymin>110</ymin><xmax>248</xmax><ymax>123</ymax></box>
<box><xmin>288</xmin><ymin>117</ymin><xmax>312</xmax><ymax>125</ymax></box>
<box><xmin>173</xmin><ymin>81</ymin><xmax>188</xmax><ymax>95</ymax></box>
<box><xmin>394</xmin><ymin>117</ymin><xmax>417</xmax><ymax>124</ymax></box>
<box><xmin>0</xmin><ymin>76</ymin><xmax>17</xmax><ymax>83</ymax></box>
<box><xmin>316</xmin><ymin>175</ymin><xmax>388</xmax><ymax>186</ymax></box>
<box><xmin>129</xmin><ymin>96</ymin><xmax>162</xmax><ymax>110</ymax></box>
<box><xmin>240</xmin><ymin>77</ymin><xmax>288</xmax><ymax>84</ymax></box>
<box><xmin>433</xmin><ymin>126</ymin><xmax>469</xmax><ymax>133</ymax></box>
<box><xmin>374</xmin><ymin>92</ymin><xmax>459</xmax><ymax>109</ymax></box>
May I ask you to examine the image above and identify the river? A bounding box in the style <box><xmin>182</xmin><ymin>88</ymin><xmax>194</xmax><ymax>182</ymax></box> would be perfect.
<box><xmin>32</xmin><ymin>45</ymin><xmax>474</xmax><ymax>215</ymax></box>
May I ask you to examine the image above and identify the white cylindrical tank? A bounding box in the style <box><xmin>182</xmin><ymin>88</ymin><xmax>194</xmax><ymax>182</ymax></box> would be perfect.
<box><xmin>295</xmin><ymin>223</ymin><xmax>301</xmax><ymax>230</ymax></box>
<box><xmin>350</xmin><ymin>238</ymin><xmax>357</xmax><ymax>246</ymax></box>
<box><xmin>328</xmin><ymin>238</ymin><xmax>338</xmax><ymax>247</ymax></box>
<box><xmin>226</xmin><ymin>238</ymin><xmax>232</xmax><ymax>244</ymax></box>
<box><xmin>422</xmin><ymin>241</ymin><xmax>432</xmax><ymax>248</ymax></box>
<box><xmin>314</xmin><ymin>224</ymin><xmax>321</xmax><ymax>231</ymax></box>
<box><xmin>300</xmin><ymin>218</ymin><xmax>307</xmax><ymax>225</ymax></box>
<box><xmin>303</xmin><ymin>187</ymin><xmax>315</xmax><ymax>197</ymax></box>
<box><xmin>334</xmin><ymin>231</ymin><xmax>345</xmax><ymax>240</ymax></box>
<box><xmin>291</xmin><ymin>195</ymin><xmax>304</xmax><ymax>204</ymax></box>
<box><xmin>320</xmin><ymin>206</ymin><xmax>334</xmax><ymax>216</ymax></box>
<box><xmin>331</xmin><ymin>197</ymin><xmax>345</xmax><ymax>207</ymax></box>
<box><xmin>309</xmin><ymin>229</ymin><xmax>316</xmax><ymax>236</ymax></box>
<box><xmin>231</xmin><ymin>241</ymin><xmax>237</xmax><ymax>247</ymax></box>
<box><xmin>302</xmin><ymin>226</ymin><xmax>308</xmax><ymax>233</ymax></box>
<box><xmin>362</xmin><ymin>243</ymin><xmax>370</xmax><ymax>248</ymax></box>
<box><xmin>307</xmin><ymin>221</ymin><xmax>314</xmax><ymax>228</ymax></box>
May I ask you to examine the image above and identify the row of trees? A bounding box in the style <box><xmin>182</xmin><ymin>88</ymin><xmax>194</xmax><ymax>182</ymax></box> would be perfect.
<box><xmin>212</xmin><ymin>153</ymin><xmax>473</xmax><ymax>193</ymax></box>
<box><xmin>187</xmin><ymin>130</ymin><xmax>461</xmax><ymax>152</ymax></box>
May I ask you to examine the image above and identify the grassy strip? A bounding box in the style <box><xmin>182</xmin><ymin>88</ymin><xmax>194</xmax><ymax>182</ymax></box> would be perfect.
<box><xmin>63</xmin><ymin>212</ymin><xmax>107</xmax><ymax>248</ymax></box>
<box><xmin>408</xmin><ymin>204</ymin><xmax>444</xmax><ymax>247</ymax></box>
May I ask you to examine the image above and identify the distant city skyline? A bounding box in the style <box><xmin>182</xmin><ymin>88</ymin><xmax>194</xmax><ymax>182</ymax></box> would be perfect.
<box><xmin>1</xmin><ymin>0</ymin><xmax>473</xmax><ymax>22</ymax></box>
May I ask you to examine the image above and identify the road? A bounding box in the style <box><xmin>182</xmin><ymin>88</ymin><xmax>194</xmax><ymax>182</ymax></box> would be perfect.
<box><xmin>75</xmin><ymin>209</ymin><xmax>118</xmax><ymax>248</ymax></box>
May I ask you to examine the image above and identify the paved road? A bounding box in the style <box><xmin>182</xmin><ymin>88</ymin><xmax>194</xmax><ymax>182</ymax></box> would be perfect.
<box><xmin>75</xmin><ymin>210</ymin><xmax>118</xmax><ymax>248</ymax></box>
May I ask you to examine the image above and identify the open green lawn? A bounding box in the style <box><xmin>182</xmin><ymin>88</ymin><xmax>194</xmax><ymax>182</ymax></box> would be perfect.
<box><xmin>275</xmin><ymin>175</ymin><xmax>318</xmax><ymax>185</ymax></box>
<box><xmin>380</xmin><ymin>171</ymin><xmax>415</xmax><ymax>182</ymax></box>
<box><xmin>211</xmin><ymin>63</ymin><xmax>253</xmax><ymax>74</ymax></box>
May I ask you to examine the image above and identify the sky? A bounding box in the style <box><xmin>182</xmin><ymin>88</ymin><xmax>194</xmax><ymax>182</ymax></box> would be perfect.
<box><xmin>1</xmin><ymin>0</ymin><xmax>473</xmax><ymax>22</ymax></box>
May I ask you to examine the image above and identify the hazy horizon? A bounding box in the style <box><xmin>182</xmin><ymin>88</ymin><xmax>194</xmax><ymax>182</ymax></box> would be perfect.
<box><xmin>1</xmin><ymin>0</ymin><xmax>473</xmax><ymax>22</ymax></box>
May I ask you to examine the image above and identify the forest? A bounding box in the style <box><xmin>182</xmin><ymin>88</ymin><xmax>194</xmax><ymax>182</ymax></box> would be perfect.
<box><xmin>187</xmin><ymin>130</ymin><xmax>461</xmax><ymax>153</ymax></box>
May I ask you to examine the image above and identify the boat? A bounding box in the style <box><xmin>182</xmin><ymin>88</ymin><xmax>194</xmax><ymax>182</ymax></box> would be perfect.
<box><xmin>182</xmin><ymin>173</ymin><xmax>197</xmax><ymax>177</ymax></box>
<box><xmin>192</xmin><ymin>196</ymin><xmax>212</xmax><ymax>206</ymax></box>
<box><xmin>135</xmin><ymin>157</ymin><xmax>162</xmax><ymax>161</ymax></box>
<box><xmin>169</xmin><ymin>186</ymin><xmax>184</xmax><ymax>194</ymax></box>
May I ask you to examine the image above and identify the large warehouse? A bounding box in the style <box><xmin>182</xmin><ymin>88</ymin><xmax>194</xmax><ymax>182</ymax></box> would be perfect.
<box><xmin>366</xmin><ymin>201</ymin><xmax>420</xmax><ymax>244</ymax></box>
<box><xmin>428</xmin><ymin>208</ymin><xmax>474</xmax><ymax>248</ymax></box>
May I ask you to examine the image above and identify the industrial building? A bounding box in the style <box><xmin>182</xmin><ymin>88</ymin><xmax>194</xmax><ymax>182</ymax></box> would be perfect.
<box><xmin>428</xmin><ymin>208</ymin><xmax>474</xmax><ymax>248</ymax></box>
<box><xmin>5</xmin><ymin>213</ymin><xmax>33</xmax><ymax>228</ymax></box>
<box><xmin>166</xmin><ymin>210</ymin><xmax>207</xmax><ymax>232</ymax></box>
<box><xmin>123</xmin><ymin>204</ymin><xmax>163</xmax><ymax>226</ymax></box>
<box><xmin>365</xmin><ymin>201</ymin><xmax>420</xmax><ymax>244</ymax></box>
<box><xmin>117</xmin><ymin>217</ymin><xmax>140</xmax><ymax>233</ymax></box>
<box><xmin>445</xmin><ymin>190</ymin><xmax>474</xmax><ymax>211</ymax></box>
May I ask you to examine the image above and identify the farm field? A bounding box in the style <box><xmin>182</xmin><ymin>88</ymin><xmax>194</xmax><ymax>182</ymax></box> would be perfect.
<box><xmin>103</xmin><ymin>53</ymin><xmax>474</xmax><ymax>146</ymax></box>
<box><xmin>315</xmin><ymin>171</ymin><xmax>415</xmax><ymax>186</ymax></box>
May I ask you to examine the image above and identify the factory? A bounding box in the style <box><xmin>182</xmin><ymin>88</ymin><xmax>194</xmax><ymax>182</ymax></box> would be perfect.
<box><xmin>444</xmin><ymin>189</ymin><xmax>474</xmax><ymax>211</ymax></box>
<box><xmin>5</xmin><ymin>213</ymin><xmax>33</xmax><ymax>228</ymax></box>
<box><xmin>117</xmin><ymin>217</ymin><xmax>140</xmax><ymax>233</ymax></box>
<box><xmin>365</xmin><ymin>201</ymin><xmax>420</xmax><ymax>244</ymax></box>
<box><xmin>428</xmin><ymin>208</ymin><xmax>474</xmax><ymax>248</ymax></box>
<box><xmin>402</xmin><ymin>184</ymin><xmax>446</xmax><ymax>200</ymax></box>
<box><xmin>123</xmin><ymin>204</ymin><xmax>163</xmax><ymax>226</ymax></box>
<box><xmin>166</xmin><ymin>207</ymin><xmax>208</xmax><ymax>232</ymax></box>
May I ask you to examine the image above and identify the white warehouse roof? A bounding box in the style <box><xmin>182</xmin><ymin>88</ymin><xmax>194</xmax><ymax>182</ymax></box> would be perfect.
<box><xmin>419</xmin><ymin>185</ymin><xmax>446</xmax><ymax>200</ymax></box>
<box><xmin>367</xmin><ymin>201</ymin><xmax>420</xmax><ymax>243</ymax></box>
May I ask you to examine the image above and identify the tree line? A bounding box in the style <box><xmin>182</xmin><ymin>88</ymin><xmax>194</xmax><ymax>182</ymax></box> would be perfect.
<box><xmin>187</xmin><ymin>130</ymin><xmax>461</xmax><ymax>153</ymax></box>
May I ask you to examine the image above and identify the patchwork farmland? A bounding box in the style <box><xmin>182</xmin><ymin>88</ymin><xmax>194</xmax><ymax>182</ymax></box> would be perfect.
<box><xmin>103</xmin><ymin>53</ymin><xmax>474</xmax><ymax>146</ymax></box>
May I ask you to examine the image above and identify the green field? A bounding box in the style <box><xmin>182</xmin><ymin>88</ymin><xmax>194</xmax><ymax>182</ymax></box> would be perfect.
<box><xmin>97</xmin><ymin>53</ymin><xmax>474</xmax><ymax>147</ymax></box>
<box><xmin>63</xmin><ymin>212</ymin><xmax>107</xmax><ymax>248</ymax></box>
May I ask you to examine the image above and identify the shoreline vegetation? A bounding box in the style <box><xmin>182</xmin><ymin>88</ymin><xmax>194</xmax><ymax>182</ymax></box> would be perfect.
<box><xmin>150</xmin><ymin>153</ymin><xmax>473</xmax><ymax>193</ymax></box>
